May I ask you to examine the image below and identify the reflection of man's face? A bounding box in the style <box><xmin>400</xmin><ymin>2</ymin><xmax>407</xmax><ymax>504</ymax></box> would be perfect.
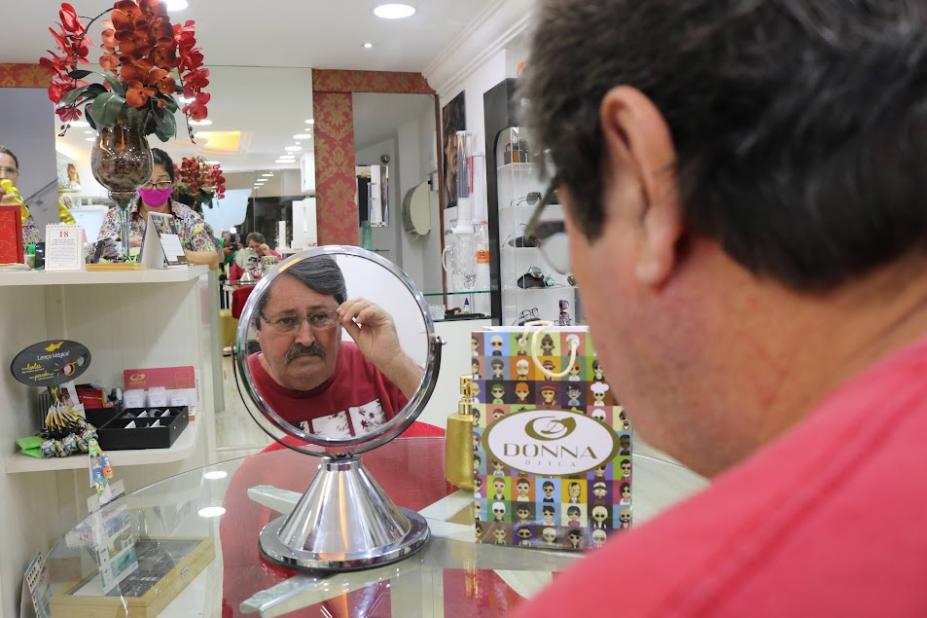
<box><xmin>256</xmin><ymin>275</ymin><xmax>341</xmax><ymax>391</ymax></box>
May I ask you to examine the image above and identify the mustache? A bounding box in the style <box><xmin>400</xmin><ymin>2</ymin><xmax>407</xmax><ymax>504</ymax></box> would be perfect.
<box><xmin>285</xmin><ymin>341</ymin><xmax>326</xmax><ymax>363</ymax></box>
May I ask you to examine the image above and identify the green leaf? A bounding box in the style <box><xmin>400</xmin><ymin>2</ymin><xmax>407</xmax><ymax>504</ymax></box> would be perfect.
<box><xmin>153</xmin><ymin>108</ymin><xmax>176</xmax><ymax>142</ymax></box>
<box><xmin>60</xmin><ymin>85</ymin><xmax>88</xmax><ymax>106</ymax></box>
<box><xmin>101</xmin><ymin>72</ymin><xmax>126</xmax><ymax>97</ymax></box>
<box><xmin>67</xmin><ymin>69</ymin><xmax>93</xmax><ymax>79</ymax></box>
<box><xmin>84</xmin><ymin>103</ymin><xmax>97</xmax><ymax>130</ymax></box>
<box><xmin>84</xmin><ymin>83</ymin><xmax>107</xmax><ymax>97</ymax></box>
<box><xmin>91</xmin><ymin>91</ymin><xmax>126</xmax><ymax>128</ymax></box>
<box><xmin>158</xmin><ymin>94</ymin><xmax>179</xmax><ymax>113</ymax></box>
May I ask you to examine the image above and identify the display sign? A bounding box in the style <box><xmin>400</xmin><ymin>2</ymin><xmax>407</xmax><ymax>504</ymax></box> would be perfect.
<box><xmin>10</xmin><ymin>340</ymin><xmax>91</xmax><ymax>387</ymax></box>
<box><xmin>44</xmin><ymin>224</ymin><xmax>84</xmax><ymax>271</ymax></box>
<box><xmin>141</xmin><ymin>212</ymin><xmax>186</xmax><ymax>269</ymax></box>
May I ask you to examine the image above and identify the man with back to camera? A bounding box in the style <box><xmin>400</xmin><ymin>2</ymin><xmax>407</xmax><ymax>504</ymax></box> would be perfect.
<box><xmin>248</xmin><ymin>255</ymin><xmax>424</xmax><ymax>438</ymax></box>
<box><xmin>513</xmin><ymin>1</ymin><xmax>927</xmax><ymax>615</ymax></box>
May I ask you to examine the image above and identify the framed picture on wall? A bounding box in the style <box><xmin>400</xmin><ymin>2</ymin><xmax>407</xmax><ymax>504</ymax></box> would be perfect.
<box><xmin>442</xmin><ymin>91</ymin><xmax>466</xmax><ymax>209</ymax></box>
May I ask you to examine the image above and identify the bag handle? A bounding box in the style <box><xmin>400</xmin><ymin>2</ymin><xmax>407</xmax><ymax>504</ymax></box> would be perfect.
<box><xmin>523</xmin><ymin>320</ymin><xmax>580</xmax><ymax>378</ymax></box>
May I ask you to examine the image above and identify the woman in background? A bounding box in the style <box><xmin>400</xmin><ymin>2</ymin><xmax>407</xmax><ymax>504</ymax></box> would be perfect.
<box><xmin>97</xmin><ymin>148</ymin><xmax>220</xmax><ymax>268</ymax></box>
<box><xmin>0</xmin><ymin>145</ymin><xmax>41</xmax><ymax>246</ymax></box>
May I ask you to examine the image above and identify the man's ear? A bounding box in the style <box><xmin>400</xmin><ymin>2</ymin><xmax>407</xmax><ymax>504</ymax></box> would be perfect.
<box><xmin>599</xmin><ymin>86</ymin><xmax>683</xmax><ymax>287</ymax></box>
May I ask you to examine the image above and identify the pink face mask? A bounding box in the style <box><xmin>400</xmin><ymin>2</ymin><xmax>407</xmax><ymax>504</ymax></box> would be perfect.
<box><xmin>137</xmin><ymin>187</ymin><xmax>173</xmax><ymax>207</ymax></box>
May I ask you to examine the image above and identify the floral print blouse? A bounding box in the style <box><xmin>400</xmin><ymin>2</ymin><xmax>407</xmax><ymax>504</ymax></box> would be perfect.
<box><xmin>97</xmin><ymin>200</ymin><xmax>218</xmax><ymax>254</ymax></box>
<box><xmin>21</xmin><ymin>207</ymin><xmax>40</xmax><ymax>246</ymax></box>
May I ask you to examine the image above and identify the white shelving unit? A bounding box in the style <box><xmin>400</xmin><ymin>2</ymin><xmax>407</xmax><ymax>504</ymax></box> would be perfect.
<box><xmin>0</xmin><ymin>265</ymin><xmax>219</xmax><ymax>618</ymax></box>
<box><xmin>496</xmin><ymin>127</ymin><xmax>576</xmax><ymax>326</ymax></box>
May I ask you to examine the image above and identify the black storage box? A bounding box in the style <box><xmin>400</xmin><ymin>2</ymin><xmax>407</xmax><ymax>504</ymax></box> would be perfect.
<box><xmin>84</xmin><ymin>406</ymin><xmax>122</xmax><ymax>430</ymax></box>
<box><xmin>96</xmin><ymin>407</ymin><xmax>189</xmax><ymax>450</ymax></box>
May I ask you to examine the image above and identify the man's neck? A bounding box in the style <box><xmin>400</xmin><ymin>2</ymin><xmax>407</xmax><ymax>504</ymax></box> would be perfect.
<box><xmin>697</xmin><ymin>252</ymin><xmax>927</xmax><ymax>475</ymax></box>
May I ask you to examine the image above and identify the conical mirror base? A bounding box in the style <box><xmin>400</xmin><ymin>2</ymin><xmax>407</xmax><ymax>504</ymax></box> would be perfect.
<box><xmin>258</xmin><ymin>455</ymin><xmax>430</xmax><ymax>571</ymax></box>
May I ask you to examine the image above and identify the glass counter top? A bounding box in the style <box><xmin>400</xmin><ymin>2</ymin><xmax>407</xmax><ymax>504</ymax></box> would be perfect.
<box><xmin>42</xmin><ymin>437</ymin><xmax>706</xmax><ymax>617</ymax></box>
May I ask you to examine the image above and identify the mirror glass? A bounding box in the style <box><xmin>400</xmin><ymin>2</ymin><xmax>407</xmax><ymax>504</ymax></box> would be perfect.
<box><xmin>237</xmin><ymin>247</ymin><xmax>432</xmax><ymax>453</ymax></box>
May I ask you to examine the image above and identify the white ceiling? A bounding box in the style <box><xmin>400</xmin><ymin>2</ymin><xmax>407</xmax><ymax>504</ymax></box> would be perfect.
<box><xmin>1</xmin><ymin>0</ymin><xmax>493</xmax><ymax>69</ymax></box>
<box><xmin>4</xmin><ymin>0</ymin><xmax>494</xmax><ymax>175</ymax></box>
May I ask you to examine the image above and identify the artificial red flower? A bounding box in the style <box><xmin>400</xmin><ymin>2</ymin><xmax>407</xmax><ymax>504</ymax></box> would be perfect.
<box><xmin>148</xmin><ymin>67</ymin><xmax>176</xmax><ymax>96</ymax></box>
<box><xmin>181</xmin><ymin>90</ymin><xmax>209</xmax><ymax>120</ymax></box>
<box><xmin>58</xmin><ymin>3</ymin><xmax>83</xmax><ymax>34</ymax></box>
<box><xmin>100</xmin><ymin>52</ymin><xmax>119</xmax><ymax>71</ymax></box>
<box><xmin>182</xmin><ymin>67</ymin><xmax>209</xmax><ymax>98</ymax></box>
<box><xmin>39</xmin><ymin>53</ymin><xmax>70</xmax><ymax>79</ymax></box>
<box><xmin>47</xmin><ymin>81</ymin><xmax>71</xmax><ymax>104</ymax></box>
<box><xmin>56</xmin><ymin>106</ymin><xmax>83</xmax><ymax>122</ymax></box>
<box><xmin>126</xmin><ymin>80</ymin><xmax>156</xmax><ymax>107</ymax></box>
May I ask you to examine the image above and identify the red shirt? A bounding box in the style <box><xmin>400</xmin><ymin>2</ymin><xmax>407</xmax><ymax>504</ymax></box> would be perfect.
<box><xmin>514</xmin><ymin>336</ymin><xmax>927</xmax><ymax>617</ymax></box>
<box><xmin>248</xmin><ymin>342</ymin><xmax>407</xmax><ymax>438</ymax></box>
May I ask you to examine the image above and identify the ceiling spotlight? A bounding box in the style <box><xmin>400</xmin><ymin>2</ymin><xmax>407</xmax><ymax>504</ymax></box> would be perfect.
<box><xmin>275</xmin><ymin>159</ymin><xmax>292</xmax><ymax>164</ymax></box>
<box><xmin>165</xmin><ymin>0</ymin><xmax>189</xmax><ymax>11</ymax></box>
<box><xmin>84</xmin><ymin>137</ymin><xmax>96</xmax><ymax>142</ymax></box>
<box><xmin>363</xmin><ymin>42</ymin><xmax>374</xmax><ymax>49</ymax></box>
<box><xmin>374</xmin><ymin>3</ymin><xmax>416</xmax><ymax>19</ymax></box>
<box><xmin>305</xmin><ymin>118</ymin><xmax>314</xmax><ymax>125</ymax></box>
<box><xmin>83</xmin><ymin>130</ymin><xmax>94</xmax><ymax>135</ymax></box>
<box><xmin>293</xmin><ymin>133</ymin><xmax>312</xmax><ymax>140</ymax></box>
<box><xmin>279</xmin><ymin>155</ymin><xmax>296</xmax><ymax>160</ymax></box>
<box><xmin>203</xmin><ymin>470</ymin><xmax>227</xmax><ymax>480</ymax></box>
<box><xmin>189</xmin><ymin>119</ymin><xmax>212</xmax><ymax>126</ymax></box>
<box><xmin>197</xmin><ymin>506</ymin><xmax>225</xmax><ymax>518</ymax></box>
<box><xmin>261</xmin><ymin>173</ymin><xmax>274</xmax><ymax>177</ymax></box>
<box><xmin>70</xmin><ymin>120</ymin><xmax>90</xmax><ymax>128</ymax></box>
<box><xmin>285</xmin><ymin>146</ymin><xmax>302</xmax><ymax>152</ymax></box>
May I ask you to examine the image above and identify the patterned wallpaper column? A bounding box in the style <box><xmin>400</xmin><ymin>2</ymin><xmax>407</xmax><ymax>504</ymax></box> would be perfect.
<box><xmin>0</xmin><ymin>64</ymin><xmax>50</xmax><ymax>88</ymax></box>
<box><xmin>311</xmin><ymin>69</ymin><xmax>435</xmax><ymax>246</ymax></box>
<box><xmin>312</xmin><ymin>91</ymin><xmax>359</xmax><ymax>246</ymax></box>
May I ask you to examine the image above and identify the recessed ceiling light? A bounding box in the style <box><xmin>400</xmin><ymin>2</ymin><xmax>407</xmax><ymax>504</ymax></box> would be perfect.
<box><xmin>84</xmin><ymin>137</ymin><xmax>95</xmax><ymax>142</ymax></box>
<box><xmin>165</xmin><ymin>0</ymin><xmax>189</xmax><ymax>11</ymax></box>
<box><xmin>197</xmin><ymin>506</ymin><xmax>226</xmax><ymax>518</ymax></box>
<box><xmin>279</xmin><ymin>155</ymin><xmax>296</xmax><ymax>160</ymax></box>
<box><xmin>203</xmin><ymin>470</ymin><xmax>227</xmax><ymax>480</ymax></box>
<box><xmin>374</xmin><ymin>3</ymin><xmax>416</xmax><ymax>19</ymax></box>
<box><xmin>83</xmin><ymin>130</ymin><xmax>94</xmax><ymax>135</ymax></box>
<box><xmin>285</xmin><ymin>146</ymin><xmax>302</xmax><ymax>152</ymax></box>
<box><xmin>363</xmin><ymin>42</ymin><xmax>374</xmax><ymax>49</ymax></box>
<box><xmin>70</xmin><ymin>120</ymin><xmax>90</xmax><ymax>128</ymax></box>
<box><xmin>205</xmin><ymin>160</ymin><xmax>220</xmax><ymax>165</ymax></box>
<box><xmin>305</xmin><ymin>118</ymin><xmax>314</xmax><ymax>125</ymax></box>
<box><xmin>261</xmin><ymin>173</ymin><xmax>274</xmax><ymax>177</ymax></box>
<box><xmin>275</xmin><ymin>159</ymin><xmax>292</xmax><ymax>164</ymax></box>
<box><xmin>293</xmin><ymin>133</ymin><xmax>312</xmax><ymax>140</ymax></box>
<box><xmin>190</xmin><ymin>119</ymin><xmax>212</xmax><ymax>126</ymax></box>
<box><xmin>178</xmin><ymin>95</ymin><xmax>194</xmax><ymax>104</ymax></box>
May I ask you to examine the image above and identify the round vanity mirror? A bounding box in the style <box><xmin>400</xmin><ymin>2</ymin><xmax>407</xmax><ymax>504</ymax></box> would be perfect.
<box><xmin>234</xmin><ymin>246</ymin><xmax>443</xmax><ymax>571</ymax></box>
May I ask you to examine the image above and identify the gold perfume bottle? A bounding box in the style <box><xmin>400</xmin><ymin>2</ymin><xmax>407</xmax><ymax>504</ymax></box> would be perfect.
<box><xmin>444</xmin><ymin>375</ymin><xmax>475</xmax><ymax>490</ymax></box>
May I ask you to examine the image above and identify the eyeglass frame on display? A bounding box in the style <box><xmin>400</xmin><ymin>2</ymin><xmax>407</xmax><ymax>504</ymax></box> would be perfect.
<box><xmin>509</xmin><ymin>191</ymin><xmax>542</xmax><ymax>208</ymax></box>
<box><xmin>524</xmin><ymin>176</ymin><xmax>570</xmax><ymax>274</ymax></box>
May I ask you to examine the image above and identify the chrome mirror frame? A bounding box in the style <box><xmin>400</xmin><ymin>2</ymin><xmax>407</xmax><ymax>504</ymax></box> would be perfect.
<box><xmin>233</xmin><ymin>245</ymin><xmax>442</xmax><ymax>571</ymax></box>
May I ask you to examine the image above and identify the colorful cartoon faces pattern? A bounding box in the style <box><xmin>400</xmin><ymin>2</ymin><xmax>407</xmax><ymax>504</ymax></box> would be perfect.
<box><xmin>471</xmin><ymin>327</ymin><xmax>632</xmax><ymax>551</ymax></box>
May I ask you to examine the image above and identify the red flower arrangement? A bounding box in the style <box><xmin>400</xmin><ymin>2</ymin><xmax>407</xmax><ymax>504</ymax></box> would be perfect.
<box><xmin>39</xmin><ymin>1</ymin><xmax>210</xmax><ymax>142</ymax></box>
<box><xmin>175</xmin><ymin>156</ymin><xmax>226</xmax><ymax>209</ymax></box>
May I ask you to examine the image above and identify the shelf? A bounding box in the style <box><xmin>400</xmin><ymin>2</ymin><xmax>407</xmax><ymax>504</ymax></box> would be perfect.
<box><xmin>0</xmin><ymin>265</ymin><xmax>208</xmax><ymax>287</ymax></box>
<box><xmin>5</xmin><ymin>418</ymin><xmax>200</xmax><ymax>473</ymax></box>
<box><xmin>497</xmin><ymin>162</ymin><xmax>536</xmax><ymax>172</ymax></box>
<box><xmin>502</xmin><ymin>284</ymin><xmax>571</xmax><ymax>292</ymax></box>
<box><xmin>422</xmin><ymin>290</ymin><xmax>491</xmax><ymax>297</ymax></box>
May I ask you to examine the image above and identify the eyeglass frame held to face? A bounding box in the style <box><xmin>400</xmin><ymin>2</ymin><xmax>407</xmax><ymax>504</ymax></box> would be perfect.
<box><xmin>524</xmin><ymin>176</ymin><xmax>570</xmax><ymax>274</ymax></box>
<box><xmin>260</xmin><ymin>309</ymin><xmax>340</xmax><ymax>333</ymax></box>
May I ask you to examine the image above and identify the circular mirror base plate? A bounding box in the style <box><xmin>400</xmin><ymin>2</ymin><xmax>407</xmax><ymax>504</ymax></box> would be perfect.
<box><xmin>259</xmin><ymin>508</ymin><xmax>431</xmax><ymax>572</ymax></box>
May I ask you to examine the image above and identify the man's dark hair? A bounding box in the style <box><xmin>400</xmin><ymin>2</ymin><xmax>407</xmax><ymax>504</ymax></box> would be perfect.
<box><xmin>254</xmin><ymin>255</ymin><xmax>347</xmax><ymax>329</ymax></box>
<box><xmin>246</xmin><ymin>232</ymin><xmax>267</xmax><ymax>245</ymax></box>
<box><xmin>151</xmin><ymin>148</ymin><xmax>174</xmax><ymax>181</ymax></box>
<box><xmin>543</xmin><ymin>480</ymin><xmax>555</xmax><ymax>490</ymax></box>
<box><xmin>524</xmin><ymin>0</ymin><xmax>927</xmax><ymax>289</ymax></box>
